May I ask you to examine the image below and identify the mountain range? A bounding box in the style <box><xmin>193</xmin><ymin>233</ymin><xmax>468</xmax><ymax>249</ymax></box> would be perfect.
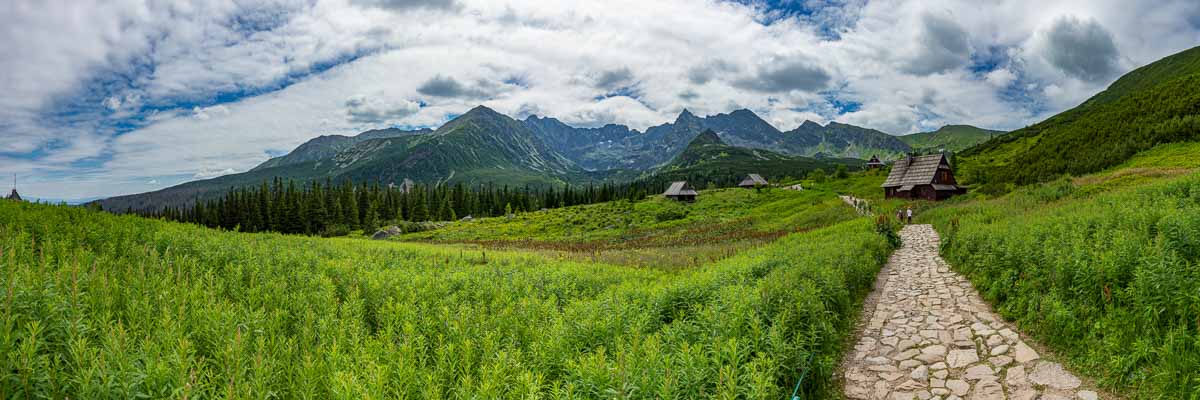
<box><xmin>93</xmin><ymin>106</ymin><xmax>994</xmax><ymax>212</ymax></box>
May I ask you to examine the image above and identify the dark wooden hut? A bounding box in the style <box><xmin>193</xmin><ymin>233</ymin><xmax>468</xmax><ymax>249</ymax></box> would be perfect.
<box><xmin>738</xmin><ymin>174</ymin><xmax>768</xmax><ymax>188</ymax></box>
<box><xmin>664</xmin><ymin>181</ymin><xmax>698</xmax><ymax>202</ymax></box>
<box><xmin>866</xmin><ymin>155</ymin><xmax>885</xmax><ymax>169</ymax></box>
<box><xmin>881</xmin><ymin>154</ymin><xmax>966</xmax><ymax>200</ymax></box>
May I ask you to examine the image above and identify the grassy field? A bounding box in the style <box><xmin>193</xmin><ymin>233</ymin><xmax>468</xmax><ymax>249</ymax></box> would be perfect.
<box><xmin>919</xmin><ymin>143</ymin><xmax>1200</xmax><ymax>399</ymax></box>
<box><xmin>394</xmin><ymin>186</ymin><xmax>832</xmax><ymax>269</ymax></box>
<box><xmin>0</xmin><ymin>192</ymin><xmax>892</xmax><ymax>398</ymax></box>
<box><xmin>396</xmin><ymin>172</ymin><xmax>893</xmax><ymax>269</ymax></box>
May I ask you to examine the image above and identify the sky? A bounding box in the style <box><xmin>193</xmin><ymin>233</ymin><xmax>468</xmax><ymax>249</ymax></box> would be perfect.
<box><xmin>3</xmin><ymin>0</ymin><xmax>1199</xmax><ymax>201</ymax></box>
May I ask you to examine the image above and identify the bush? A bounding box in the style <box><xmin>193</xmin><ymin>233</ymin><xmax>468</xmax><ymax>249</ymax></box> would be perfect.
<box><xmin>925</xmin><ymin>174</ymin><xmax>1200</xmax><ymax>399</ymax></box>
<box><xmin>654</xmin><ymin>208</ymin><xmax>688</xmax><ymax>222</ymax></box>
<box><xmin>319</xmin><ymin>223</ymin><xmax>351</xmax><ymax>237</ymax></box>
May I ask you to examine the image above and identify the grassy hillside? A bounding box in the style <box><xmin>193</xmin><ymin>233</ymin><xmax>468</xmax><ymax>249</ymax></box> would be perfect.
<box><xmin>919</xmin><ymin>143</ymin><xmax>1200</xmax><ymax>398</ymax></box>
<box><xmin>649</xmin><ymin>130</ymin><xmax>861</xmax><ymax>190</ymax></box>
<box><xmin>784</xmin><ymin>121</ymin><xmax>911</xmax><ymax>159</ymax></box>
<box><xmin>959</xmin><ymin>46</ymin><xmax>1200</xmax><ymax>191</ymax></box>
<box><xmin>399</xmin><ymin>186</ymin><xmax>852</xmax><ymax>266</ymax></box>
<box><xmin>897</xmin><ymin>125</ymin><xmax>1002</xmax><ymax>153</ymax></box>
<box><xmin>0</xmin><ymin>196</ymin><xmax>891</xmax><ymax>398</ymax></box>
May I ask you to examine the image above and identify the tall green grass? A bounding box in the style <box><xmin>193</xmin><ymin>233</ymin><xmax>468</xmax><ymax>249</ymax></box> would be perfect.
<box><xmin>922</xmin><ymin>173</ymin><xmax>1200</xmax><ymax>398</ymax></box>
<box><xmin>0</xmin><ymin>200</ymin><xmax>890</xmax><ymax>398</ymax></box>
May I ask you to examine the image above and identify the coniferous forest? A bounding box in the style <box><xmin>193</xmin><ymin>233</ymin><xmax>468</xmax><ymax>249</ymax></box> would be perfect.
<box><xmin>127</xmin><ymin>178</ymin><xmax>665</xmax><ymax>236</ymax></box>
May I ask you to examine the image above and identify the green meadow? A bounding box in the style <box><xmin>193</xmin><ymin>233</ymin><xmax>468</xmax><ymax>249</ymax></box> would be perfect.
<box><xmin>0</xmin><ymin>185</ymin><xmax>892</xmax><ymax>398</ymax></box>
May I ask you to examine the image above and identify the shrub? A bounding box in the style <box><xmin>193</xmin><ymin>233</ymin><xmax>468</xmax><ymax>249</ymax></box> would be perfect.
<box><xmin>654</xmin><ymin>208</ymin><xmax>688</xmax><ymax>222</ymax></box>
<box><xmin>925</xmin><ymin>173</ymin><xmax>1200</xmax><ymax>399</ymax></box>
<box><xmin>319</xmin><ymin>223</ymin><xmax>351</xmax><ymax>237</ymax></box>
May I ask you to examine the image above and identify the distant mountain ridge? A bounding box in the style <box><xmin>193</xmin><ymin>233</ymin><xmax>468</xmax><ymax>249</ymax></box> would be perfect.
<box><xmin>251</xmin><ymin>127</ymin><xmax>433</xmax><ymax>171</ymax></box>
<box><xmin>650</xmin><ymin>129</ymin><xmax>861</xmax><ymax>187</ymax></box>
<box><xmin>94</xmin><ymin>104</ymin><xmax>993</xmax><ymax>212</ymax></box>
<box><xmin>898</xmin><ymin>125</ymin><xmax>1002</xmax><ymax>153</ymax></box>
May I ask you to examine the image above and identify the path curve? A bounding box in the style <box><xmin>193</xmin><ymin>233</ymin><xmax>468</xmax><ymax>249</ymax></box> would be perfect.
<box><xmin>841</xmin><ymin>225</ymin><xmax>1103</xmax><ymax>400</ymax></box>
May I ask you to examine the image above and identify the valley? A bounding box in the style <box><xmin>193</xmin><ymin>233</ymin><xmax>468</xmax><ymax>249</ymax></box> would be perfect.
<box><xmin>6</xmin><ymin>3</ymin><xmax>1200</xmax><ymax>397</ymax></box>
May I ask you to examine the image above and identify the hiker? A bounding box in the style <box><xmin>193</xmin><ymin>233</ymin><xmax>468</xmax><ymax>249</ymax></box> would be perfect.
<box><xmin>906</xmin><ymin>206</ymin><xmax>913</xmax><ymax>224</ymax></box>
<box><xmin>896</xmin><ymin>208</ymin><xmax>903</xmax><ymax>223</ymax></box>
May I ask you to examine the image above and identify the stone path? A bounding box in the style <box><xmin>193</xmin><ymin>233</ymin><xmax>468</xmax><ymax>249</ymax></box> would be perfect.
<box><xmin>842</xmin><ymin>225</ymin><xmax>1103</xmax><ymax>400</ymax></box>
<box><xmin>840</xmin><ymin>195</ymin><xmax>871</xmax><ymax>215</ymax></box>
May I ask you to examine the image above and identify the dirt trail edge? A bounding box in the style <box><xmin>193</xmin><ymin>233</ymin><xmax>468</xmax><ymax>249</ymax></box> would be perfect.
<box><xmin>840</xmin><ymin>224</ymin><xmax>1104</xmax><ymax>400</ymax></box>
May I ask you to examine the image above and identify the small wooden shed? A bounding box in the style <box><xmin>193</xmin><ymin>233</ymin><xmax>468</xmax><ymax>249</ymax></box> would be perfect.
<box><xmin>881</xmin><ymin>154</ymin><xmax>966</xmax><ymax>201</ymax></box>
<box><xmin>738</xmin><ymin>174</ymin><xmax>768</xmax><ymax>188</ymax></box>
<box><xmin>664</xmin><ymin>181</ymin><xmax>698</xmax><ymax>202</ymax></box>
<box><xmin>866</xmin><ymin>155</ymin><xmax>885</xmax><ymax>169</ymax></box>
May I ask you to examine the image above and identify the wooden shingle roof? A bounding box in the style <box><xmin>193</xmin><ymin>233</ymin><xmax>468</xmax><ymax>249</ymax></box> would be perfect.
<box><xmin>739</xmin><ymin>174</ymin><xmax>768</xmax><ymax>187</ymax></box>
<box><xmin>881</xmin><ymin>154</ymin><xmax>947</xmax><ymax>188</ymax></box>
<box><xmin>664</xmin><ymin>181</ymin><xmax>698</xmax><ymax>196</ymax></box>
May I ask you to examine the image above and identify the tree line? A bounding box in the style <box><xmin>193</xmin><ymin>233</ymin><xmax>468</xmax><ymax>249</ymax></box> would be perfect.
<box><xmin>136</xmin><ymin>178</ymin><xmax>665</xmax><ymax>236</ymax></box>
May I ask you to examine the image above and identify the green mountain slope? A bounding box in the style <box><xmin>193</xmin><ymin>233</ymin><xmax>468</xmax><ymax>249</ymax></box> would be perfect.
<box><xmin>94</xmin><ymin>106</ymin><xmax>588</xmax><ymax>212</ymax></box>
<box><xmin>651</xmin><ymin>129</ymin><xmax>861</xmax><ymax>187</ymax></box>
<box><xmin>783</xmin><ymin>121</ymin><xmax>911</xmax><ymax>159</ymax></box>
<box><xmin>959</xmin><ymin>45</ymin><xmax>1200</xmax><ymax>189</ymax></box>
<box><xmin>898</xmin><ymin>125</ymin><xmax>1002</xmax><ymax>152</ymax></box>
<box><xmin>251</xmin><ymin>128</ymin><xmax>431</xmax><ymax>171</ymax></box>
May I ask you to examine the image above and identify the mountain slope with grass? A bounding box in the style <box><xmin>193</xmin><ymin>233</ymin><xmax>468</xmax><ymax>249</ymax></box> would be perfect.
<box><xmin>649</xmin><ymin>129</ymin><xmax>862</xmax><ymax>188</ymax></box>
<box><xmin>783</xmin><ymin>121</ymin><xmax>911</xmax><ymax>159</ymax></box>
<box><xmin>251</xmin><ymin>128</ymin><xmax>432</xmax><ymax>171</ymax></box>
<box><xmin>94</xmin><ymin>106</ymin><xmax>588</xmax><ymax>212</ymax></box>
<box><xmin>898</xmin><ymin>125</ymin><xmax>1002</xmax><ymax>153</ymax></box>
<box><xmin>958</xmin><ymin>45</ymin><xmax>1200</xmax><ymax>191</ymax></box>
<box><xmin>920</xmin><ymin>142</ymin><xmax>1200</xmax><ymax>399</ymax></box>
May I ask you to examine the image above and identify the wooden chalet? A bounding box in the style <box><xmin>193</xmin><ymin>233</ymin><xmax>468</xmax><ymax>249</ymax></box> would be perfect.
<box><xmin>866</xmin><ymin>155</ymin><xmax>885</xmax><ymax>169</ymax></box>
<box><xmin>5</xmin><ymin>175</ymin><xmax>18</xmax><ymax>201</ymax></box>
<box><xmin>664</xmin><ymin>181</ymin><xmax>698</xmax><ymax>202</ymax></box>
<box><xmin>738</xmin><ymin>174</ymin><xmax>768</xmax><ymax>188</ymax></box>
<box><xmin>881</xmin><ymin>154</ymin><xmax>966</xmax><ymax>201</ymax></box>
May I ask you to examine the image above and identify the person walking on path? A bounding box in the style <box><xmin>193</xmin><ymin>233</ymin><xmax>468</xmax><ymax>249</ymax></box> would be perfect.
<box><xmin>896</xmin><ymin>208</ymin><xmax>904</xmax><ymax>224</ymax></box>
<box><xmin>906</xmin><ymin>206</ymin><xmax>913</xmax><ymax>224</ymax></box>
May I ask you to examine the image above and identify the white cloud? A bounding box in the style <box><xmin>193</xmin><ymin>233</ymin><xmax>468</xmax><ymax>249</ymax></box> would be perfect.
<box><xmin>985</xmin><ymin>68</ymin><xmax>1017</xmax><ymax>88</ymax></box>
<box><xmin>2</xmin><ymin>0</ymin><xmax>1199</xmax><ymax>200</ymax></box>
<box><xmin>344</xmin><ymin>93</ymin><xmax>421</xmax><ymax>123</ymax></box>
<box><xmin>192</xmin><ymin>105</ymin><xmax>232</xmax><ymax>120</ymax></box>
<box><xmin>194</xmin><ymin>167</ymin><xmax>237</xmax><ymax>179</ymax></box>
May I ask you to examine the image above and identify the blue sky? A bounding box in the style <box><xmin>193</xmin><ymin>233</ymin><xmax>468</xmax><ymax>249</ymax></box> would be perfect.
<box><xmin>3</xmin><ymin>0</ymin><xmax>1199</xmax><ymax>201</ymax></box>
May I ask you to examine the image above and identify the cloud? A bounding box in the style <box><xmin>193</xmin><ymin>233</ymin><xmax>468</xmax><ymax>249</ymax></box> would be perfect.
<box><xmin>352</xmin><ymin>0</ymin><xmax>460</xmax><ymax>11</ymax></box>
<box><xmin>416</xmin><ymin>75</ymin><xmax>491</xmax><ymax>98</ymax></box>
<box><xmin>345</xmin><ymin>94</ymin><xmax>421</xmax><ymax>124</ymax></box>
<box><xmin>594</xmin><ymin>68</ymin><xmax>635</xmax><ymax>90</ymax></box>
<box><xmin>1039</xmin><ymin>16</ymin><xmax>1121</xmax><ymax>82</ymax></box>
<box><xmin>902</xmin><ymin>12</ymin><xmax>972</xmax><ymax>75</ymax></box>
<box><xmin>687</xmin><ymin>60</ymin><xmax>738</xmax><ymax>85</ymax></box>
<box><xmin>192</xmin><ymin>105</ymin><xmax>231</xmax><ymax>121</ymax></box>
<box><xmin>194</xmin><ymin>167</ymin><xmax>237</xmax><ymax>179</ymax></box>
<box><xmin>985</xmin><ymin>68</ymin><xmax>1017</xmax><ymax>88</ymax></box>
<box><xmin>734</xmin><ymin>59</ymin><xmax>831</xmax><ymax>93</ymax></box>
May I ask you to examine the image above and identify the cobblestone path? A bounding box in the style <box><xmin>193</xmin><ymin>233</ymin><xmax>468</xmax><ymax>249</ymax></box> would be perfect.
<box><xmin>842</xmin><ymin>225</ymin><xmax>1103</xmax><ymax>400</ymax></box>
